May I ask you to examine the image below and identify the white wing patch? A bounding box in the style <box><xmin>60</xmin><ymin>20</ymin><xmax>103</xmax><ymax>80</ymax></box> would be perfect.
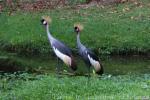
<box><xmin>53</xmin><ymin>47</ymin><xmax>71</xmax><ymax>66</ymax></box>
<box><xmin>88</xmin><ymin>54</ymin><xmax>101</xmax><ymax>71</ymax></box>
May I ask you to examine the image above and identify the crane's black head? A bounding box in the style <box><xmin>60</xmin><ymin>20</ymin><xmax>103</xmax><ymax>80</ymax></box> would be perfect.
<box><xmin>74</xmin><ymin>23</ymin><xmax>83</xmax><ymax>34</ymax></box>
<box><xmin>41</xmin><ymin>19</ymin><xmax>47</xmax><ymax>26</ymax></box>
<box><xmin>74</xmin><ymin>26</ymin><xmax>80</xmax><ymax>33</ymax></box>
<box><xmin>41</xmin><ymin>16</ymin><xmax>51</xmax><ymax>26</ymax></box>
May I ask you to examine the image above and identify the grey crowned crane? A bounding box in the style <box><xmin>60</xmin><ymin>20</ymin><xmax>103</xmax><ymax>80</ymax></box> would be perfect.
<box><xmin>41</xmin><ymin>16</ymin><xmax>77</xmax><ymax>74</ymax></box>
<box><xmin>74</xmin><ymin>23</ymin><xmax>103</xmax><ymax>77</ymax></box>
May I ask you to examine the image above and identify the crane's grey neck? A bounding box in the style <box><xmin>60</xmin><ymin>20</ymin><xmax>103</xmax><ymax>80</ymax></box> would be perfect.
<box><xmin>46</xmin><ymin>24</ymin><xmax>53</xmax><ymax>41</ymax></box>
<box><xmin>77</xmin><ymin>32</ymin><xmax>83</xmax><ymax>48</ymax></box>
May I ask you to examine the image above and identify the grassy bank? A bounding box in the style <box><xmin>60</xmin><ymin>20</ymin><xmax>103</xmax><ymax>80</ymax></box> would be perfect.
<box><xmin>0</xmin><ymin>1</ymin><xmax>150</xmax><ymax>56</ymax></box>
<box><xmin>0</xmin><ymin>74</ymin><xmax>150</xmax><ymax>99</ymax></box>
<box><xmin>0</xmin><ymin>1</ymin><xmax>150</xmax><ymax>99</ymax></box>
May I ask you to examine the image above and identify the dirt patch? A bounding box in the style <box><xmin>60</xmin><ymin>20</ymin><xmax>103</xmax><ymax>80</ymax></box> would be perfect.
<box><xmin>0</xmin><ymin>5</ymin><xmax>2</xmax><ymax>12</ymax></box>
<box><xmin>74</xmin><ymin>0</ymin><xmax>139</xmax><ymax>9</ymax></box>
<box><xmin>0</xmin><ymin>1</ymin><xmax>3</xmax><ymax>13</ymax></box>
<box><xmin>2</xmin><ymin>0</ymin><xmax>67</xmax><ymax>11</ymax></box>
<box><xmin>1</xmin><ymin>0</ymin><xmax>138</xmax><ymax>12</ymax></box>
<box><xmin>19</xmin><ymin>0</ymin><xmax>67</xmax><ymax>11</ymax></box>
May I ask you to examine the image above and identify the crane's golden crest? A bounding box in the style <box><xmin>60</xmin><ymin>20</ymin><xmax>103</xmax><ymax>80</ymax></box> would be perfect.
<box><xmin>42</xmin><ymin>16</ymin><xmax>52</xmax><ymax>24</ymax></box>
<box><xmin>74</xmin><ymin>23</ymin><xmax>84</xmax><ymax>31</ymax></box>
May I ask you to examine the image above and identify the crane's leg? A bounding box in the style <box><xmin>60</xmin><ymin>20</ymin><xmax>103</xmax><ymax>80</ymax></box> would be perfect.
<box><xmin>56</xmin><ymin>57</ymin><xmax>61</xmax><ymax>77</ymax></box>
<box><xmin>85</xmin><ymin>65</ymin><xmax>91</xmax><ymax>85</ymax></box>
<box><xmin>88</xmin><ymin>65</ymin><xmax>91</xmax><ymax>82</ymax></box>
<box><xmin>69</xmin><ymin>67</ymin><xmax>75</xmax><ymax>76</ymax></box>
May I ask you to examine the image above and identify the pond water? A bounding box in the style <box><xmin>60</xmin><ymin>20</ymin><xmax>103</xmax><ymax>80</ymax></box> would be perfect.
<box><xmin>103</xmin><ymin>56</ymin><xmax>150</xmax><ymax>75</ymax></box>
<box><xmin>0</xmin><ymin>55</ymin><xmax>150</xmax><ymax>75</ymax></box>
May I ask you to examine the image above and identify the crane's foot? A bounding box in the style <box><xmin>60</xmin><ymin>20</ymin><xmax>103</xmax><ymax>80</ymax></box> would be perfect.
<box><xmin>68</xmin><ymin>68</ymin><xmax>76</xmax><ymax>76</ymax></box>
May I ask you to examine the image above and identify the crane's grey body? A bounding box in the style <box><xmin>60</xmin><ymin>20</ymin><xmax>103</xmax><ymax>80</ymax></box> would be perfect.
<box><xmin>43</xmin><ymin>22</ymin><xmax>77</xmax><ymax>71</ymax></box>
<box><xmin>77</xmin><ymin>34</ymin><xmax>91</xmax><ymax>66</ymax></box>
<box><xmin>47</xmin><ymin>25</ymin><xmax>72</xmax><ymax>57</ymax></box>
<box><xmin>76</xmin><ymin>33</ymin><xmax>103</xmax><ymax>75</ymax></box>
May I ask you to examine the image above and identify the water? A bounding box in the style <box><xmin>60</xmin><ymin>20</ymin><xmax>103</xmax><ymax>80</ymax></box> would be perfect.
<box><xmin>103</xmin><ymin>56</ymin><xmax>150</xmax><ymax>75</ymax></box>
<box><xmin>0</xmin><ymin>55</ymin><xmax>150</xmax><ymax>75</ymax></box>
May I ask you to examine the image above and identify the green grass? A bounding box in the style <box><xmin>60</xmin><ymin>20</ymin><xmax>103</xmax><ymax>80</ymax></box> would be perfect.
<box><xmin>0</xmin><ymin>74</ymin><xmax>150</xmax><ymax>99</ymax></box>
<box><xmin>0</xmin><ymin>1</ymin><xmax>150</xmax><ymax>55</ymax></box>
<box><xmin>0</xmin><ymin>1</ymin><xmax>150</xmax><ymax>99</ymax></box>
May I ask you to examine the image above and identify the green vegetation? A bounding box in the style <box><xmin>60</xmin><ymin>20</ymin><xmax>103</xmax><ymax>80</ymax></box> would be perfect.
<box><xmin>0</xmin><ymin>1</ymin><xmax>150</xmax><ymax>56</ymax></box>
<box><xmin>0</xmin><ymin>74</ymin><xmax>150</xmax><ymax>99</ymax></box>
<box><xmin>0</xmin><ymin>1</ymin><xmax>150</xmax><ymax>99</ymax></box>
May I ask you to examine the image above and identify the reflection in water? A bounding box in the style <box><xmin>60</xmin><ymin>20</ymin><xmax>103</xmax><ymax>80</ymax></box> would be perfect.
<box><xmin>103</xmin><ymin>56</ymin><xmax>150</xmax><ymax>75</ymax></box>
<box><xmin>0</xmin><ymin>55</ymin><xmax>150</xmax><ymax>75</ymax></box>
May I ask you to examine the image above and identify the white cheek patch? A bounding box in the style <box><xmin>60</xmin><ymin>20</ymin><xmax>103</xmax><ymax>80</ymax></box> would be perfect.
<box><xmin>53</xmin><ymin>47</ymin><xmax>71</xmax><ymax>67</ymax></box>
<box><xmin>43</xmin><ymin>21</ymin><xmax>47</xmax><ymax>25</ymax></box>
<box><xmin>88</xmin><ymin>54</ymin><xmax>101</xmax><ymax>71</ymax></box>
